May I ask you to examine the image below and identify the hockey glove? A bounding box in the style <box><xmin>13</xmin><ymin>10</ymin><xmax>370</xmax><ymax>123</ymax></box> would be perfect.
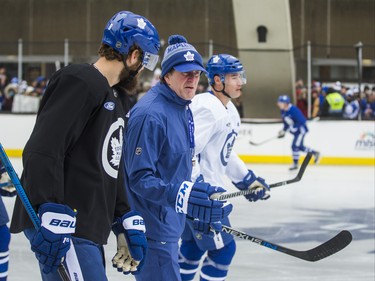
<box><xmin>30</xmin><ymin>203</ymin><xmax>76</xmax><ymax>274</ymax></box>
<box><xmin>173</xmin><ymin>181</ymin><xmax>233</xmax><ymax>223</ymax></box>
<box><xmin>112</xmin><ymin>211</ymin><xmax>147</xmax><ymax>275</ymax></box>
<box><xmin>0</xmin><ymin>171</ymin><xmax>16</xmax><ymax>197</ymax></box>
<box><xmin>233</xmin><ymin>170</ymin><xmax>271</xmax><ymax>202</ymax></box>
<box><xmin>191</xmin><ymin>219</ymin><xmax>223</xmax><ymax>237</ymax></box>
<box><xmin>278</xmin><ymin>129</ymin><xmax>286</xmax><ymax>138</ymax></box>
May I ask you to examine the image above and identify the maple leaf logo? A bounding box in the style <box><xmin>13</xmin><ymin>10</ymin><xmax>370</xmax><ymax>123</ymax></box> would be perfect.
<box><xmin>110</xmin><ymin>127</ymin><xmax>123</xmax><ymax>167</ymax></box>
<box><xmin>137</xmin><ymin>18</ymin><xmax>146</xmax><ymax>29</ymax></box>
<box><xmin>184</xmin><ymin>51</ymin><xmax>194</xmax><ymax>61</ymax></box>
<box><xmin>212</xmin><ymin>55</ymin><xmax>220</xmax><ymax>63</ymax></box>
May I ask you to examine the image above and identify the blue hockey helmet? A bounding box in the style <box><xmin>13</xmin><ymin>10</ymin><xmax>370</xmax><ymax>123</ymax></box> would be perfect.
<box><xmin>206</xmin><ymin>54</ymin><xmax>246</xmax><ymax>85</ymax></box>
<box><xmin>102</xmin><ymin>11</ymin><xmax>160</xmax><ymax>70</ymax></box>
<box><xmin>278</xmin><ymin>95</ymin><xmax>291</xmax><ymax>104</ymax></box>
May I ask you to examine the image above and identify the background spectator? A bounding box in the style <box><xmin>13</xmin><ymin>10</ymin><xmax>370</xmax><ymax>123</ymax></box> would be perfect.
<box><xmin>360</xmin><ymin>87</ymin><xmax>375</xmax><ymax>120</ymax></box>
<box><xmin>233</xmin><ymin>96</ymin><xmax>244</xmax><ymax>118</ymax></box>
<box><xmin>320</xmin><ymin>86</ymin><xmax>345</xmax><ymax>119</ymax></box>
<box><xmin>150</xmin><ymin>67</ymin><xmax>161</xmax><ymax>86</ymax></box>
<box><xmin>295</xmin><ymin>78</ymin><xmax>308</xmax><ymax>117</ymax></box>
<box><xmin>28</xmin><ymin>76</ymin><xmax>47</xmax><ymax>97</ymax></box>
<box><xmin>311</xmin><ymin>81</ymin><xmax>322</xmax><ymax>118</ymax></box>
<box><xmin>342</xmin><ymin>88</ymin><xmax>360</xmax><ymax>120</ymax></box>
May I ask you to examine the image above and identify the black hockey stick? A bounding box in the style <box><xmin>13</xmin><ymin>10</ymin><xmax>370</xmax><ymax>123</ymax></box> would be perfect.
<box><xmin>249</xmin><ymin>135</ymin><xmax>281</xmax><ymax>146</ymax></box>
<box><xmin>218</xmin><ymin>152</ymin><xmax>312</xmax><ymax>200</ymax></box>
<box><xmin>0</xmin><ymin>143</ymin><xmax>72</xmax><ymax>281</ymax></box>
<box><xmin>221</xmin><ymin>224</ymin><xmax>352</xmax><ymax>262</ymax></box>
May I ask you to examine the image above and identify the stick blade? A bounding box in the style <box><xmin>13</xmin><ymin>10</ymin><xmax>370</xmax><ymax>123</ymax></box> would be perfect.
<box><xmin>302</xmin><ymin>230</ymin><xmax>353</xmax><ymax>262</ymax></box>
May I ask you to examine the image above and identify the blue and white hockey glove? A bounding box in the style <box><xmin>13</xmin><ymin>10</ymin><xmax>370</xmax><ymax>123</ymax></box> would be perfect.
<box><xmin>233</xmin><ymin>170</ymin><xmax>271</xmax><ymax>202</ymax></box>
<box><xmin>112</xmin><ymin>211</ymin><xmax>147</xmax><ymax>275</ymax></box>
<box><xmin>0</xmin><ymin>171</ymin><xmax>16</xmax><ymax>197</ymax></box>
<box><xmin>30</xmin><ymin>203</ymin><xmax>76</xmax><ymax>274</ymax></box>
<box><xmin>192</xmin><ymin>219</ymin><xmax>223</xmax><ymax>237</ymax></box>
<box><xmin>173</xmin><ymin>181</ymin><xmax>233</xmax><ymax>223</ymax></box>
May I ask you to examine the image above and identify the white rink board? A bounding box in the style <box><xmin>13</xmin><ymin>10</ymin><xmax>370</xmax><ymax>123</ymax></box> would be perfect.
<box><xmin>0</xmin><ymin>114</ymin><xmax>374</xmax><ymax>163</ymax></box>
<box><xmin>236</xmin><ymin>120</ymin><xmax>374</xmax><ymax>158</ymax></box>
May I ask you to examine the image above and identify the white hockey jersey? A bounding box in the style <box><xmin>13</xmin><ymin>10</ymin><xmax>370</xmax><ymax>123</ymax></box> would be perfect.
<box><xmin>190</xmin><ymin>92</ymin><xmax>248</xmax><ymax>187</ymax></box>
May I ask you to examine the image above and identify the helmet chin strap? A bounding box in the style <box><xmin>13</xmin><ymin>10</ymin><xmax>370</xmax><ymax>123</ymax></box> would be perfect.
<box><xmin>212</xmin><ymin>83</ymin><xmax>232</xmax><ymax>99</ymax></box>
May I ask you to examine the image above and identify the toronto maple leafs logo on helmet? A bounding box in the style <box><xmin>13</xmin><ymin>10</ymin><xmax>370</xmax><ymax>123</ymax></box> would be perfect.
<box><xmin>212</xmin><ymin>55</ymin><xmax>220</xmax><ymax>64</ymax></box>
<box><xmin>137</xmin><ymin>18</ymin><xmax>146</xmax><ymax>29</ymax></box>
<box><xmin>102</xmin><ymin>118</ymin><xmax>125</xmax><ymax>178</ymax></box>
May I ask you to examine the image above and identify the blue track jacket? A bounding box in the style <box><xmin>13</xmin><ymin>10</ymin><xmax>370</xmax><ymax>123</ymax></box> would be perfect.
<box><xmin>124</xmin><ymin>82</ymin><xmax>193</xmax><ymax>242</ymax></box>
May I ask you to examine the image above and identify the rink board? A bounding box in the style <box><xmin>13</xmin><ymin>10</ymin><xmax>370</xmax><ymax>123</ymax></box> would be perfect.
<box><xmin>0</xmin><ymin>113</ymin><xmax>374</xmax><ymax>165</ymax></box>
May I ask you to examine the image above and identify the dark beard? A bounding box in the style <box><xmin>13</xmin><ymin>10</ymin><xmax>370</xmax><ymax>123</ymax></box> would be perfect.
<box><xmin>115</xmin><ymin>65</ymin><xmax>140</xmax><ymax>94</ymax></box>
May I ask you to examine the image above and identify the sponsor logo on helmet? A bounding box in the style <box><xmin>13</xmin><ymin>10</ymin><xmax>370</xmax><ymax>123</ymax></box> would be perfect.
<box><xmin>104</xmin><ymin>102</ymin><xmax>115</xmax><ymax>111</ymax></box>
<box><xmin>184</xmin><ymin>51</ymin><xmax>194</xmax><ymax>61</ymax></box>
<box><xmin>137</xmin><ymin>18</ymin><xmax>146</xmax><ymax>29</ymax></box>
<box><xmin>116</xmin><ymin>41</ymin><xmax>122</xmax><ymax>49</ymax></box>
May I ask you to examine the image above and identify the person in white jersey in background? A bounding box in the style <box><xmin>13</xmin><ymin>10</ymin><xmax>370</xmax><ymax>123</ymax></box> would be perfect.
<box><xmin>178</xmin><ymin>54</ymin><xmax>271</xmax><ymax>281</ymax></box>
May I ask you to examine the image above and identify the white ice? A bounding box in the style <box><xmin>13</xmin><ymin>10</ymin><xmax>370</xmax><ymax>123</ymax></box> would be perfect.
<box><xmin>3</xmin><ymin>159</ymin><xmax>374</xmax><ymax>280</ymax></box>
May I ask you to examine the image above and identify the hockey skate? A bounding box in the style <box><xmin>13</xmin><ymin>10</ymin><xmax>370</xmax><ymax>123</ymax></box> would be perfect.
<box><xmin>289</xmin><ymin>164</ymin><xmax>298</xmax><ymax>171</ymax></box>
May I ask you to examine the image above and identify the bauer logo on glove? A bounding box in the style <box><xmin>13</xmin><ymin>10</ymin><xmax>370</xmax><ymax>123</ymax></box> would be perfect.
<box><xmin>112</xmin><ymin>211</ymin><xmax>147</xmax><ymax>275</ymax></box>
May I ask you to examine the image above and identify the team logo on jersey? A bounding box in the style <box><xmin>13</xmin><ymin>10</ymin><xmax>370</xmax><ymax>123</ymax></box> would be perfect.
<box><xmin>104</xmin><ymin>102</ymin><xmax>115</xmax><ymax>111</ymax></box>
<box><xmin>102</xmin><ymin>118</ymin><xmax>125</xmax><ymax>178</ymax></box>
<box><xmin>220</xmin><ymin>130</ymin><xmax>237</xmax><ymax>166</ymax></box>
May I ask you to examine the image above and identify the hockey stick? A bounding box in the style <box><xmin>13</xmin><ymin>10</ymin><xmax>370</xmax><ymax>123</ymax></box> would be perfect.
<box><xmin>221</xmin><ymin>224</ymin><xmax>352</xmax><ymax>262</ymax></box>
<box><xmin>249</xmin><ymin>135</ymin><xmax>280</xmax><ymax>146</ymax></box>
<box><xmin>0</xmin><ymin>143</ymin><xmax>71</xmax><ymax>281</ymax></box>
<box><xmin>218</xmin><ymin>152</ymin><xmax>312</xmax><ymax>200</ymax></box>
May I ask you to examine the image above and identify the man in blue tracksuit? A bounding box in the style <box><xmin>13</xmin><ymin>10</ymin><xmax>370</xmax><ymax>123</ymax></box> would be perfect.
<box><xmin>124</xmin><ymin>35</ymin><xmax>233</xmax><ymax>281</ymax></box>
<box><xmin>277</xmin><ymin>95</ymin><xmax>320</xmax><ymax>170</ymax></box>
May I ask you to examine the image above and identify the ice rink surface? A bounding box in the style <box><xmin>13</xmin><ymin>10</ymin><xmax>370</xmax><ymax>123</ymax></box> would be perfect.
<box><xmin>2</xmin><ymin>158</ymin><xmax>374</xmax><ymax>281</ymax></box>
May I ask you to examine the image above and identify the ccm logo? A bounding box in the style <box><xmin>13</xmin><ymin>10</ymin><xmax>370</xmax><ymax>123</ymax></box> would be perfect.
<box><xmin>176</xmin><ymin>183</ymin><xmax>189</xmax><ymax>212</ymax></box>
<box><xmin>49</xmin><ymin>219</ymin><xmax>76</xmax><ymax>228</ymax></box>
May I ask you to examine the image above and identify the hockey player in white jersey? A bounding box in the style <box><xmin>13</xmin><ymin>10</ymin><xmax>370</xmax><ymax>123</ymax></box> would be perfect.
<box><xmin>178</xmin><ymin>54</ymin><xmax>271</xmax><ymax>281</ymax></box>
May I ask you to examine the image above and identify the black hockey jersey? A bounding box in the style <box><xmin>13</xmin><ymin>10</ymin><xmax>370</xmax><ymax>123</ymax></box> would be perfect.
<box><xmin>10</xmin><ymin>64</ymin><xmax>131</xmax><ymax>245</ymax></box>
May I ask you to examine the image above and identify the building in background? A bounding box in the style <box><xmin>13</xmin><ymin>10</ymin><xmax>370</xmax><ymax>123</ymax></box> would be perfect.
<box><xmin>0</xmin><ymin>0</ymin><xmax>373</xmax><ymax>117</ymax></box>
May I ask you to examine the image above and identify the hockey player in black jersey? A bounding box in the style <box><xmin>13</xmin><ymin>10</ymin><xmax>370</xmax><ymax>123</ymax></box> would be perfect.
<box><xmin>10</xmin><ymin>11</ymin><xmax>160</xmax><ymax>280</ymax></box>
